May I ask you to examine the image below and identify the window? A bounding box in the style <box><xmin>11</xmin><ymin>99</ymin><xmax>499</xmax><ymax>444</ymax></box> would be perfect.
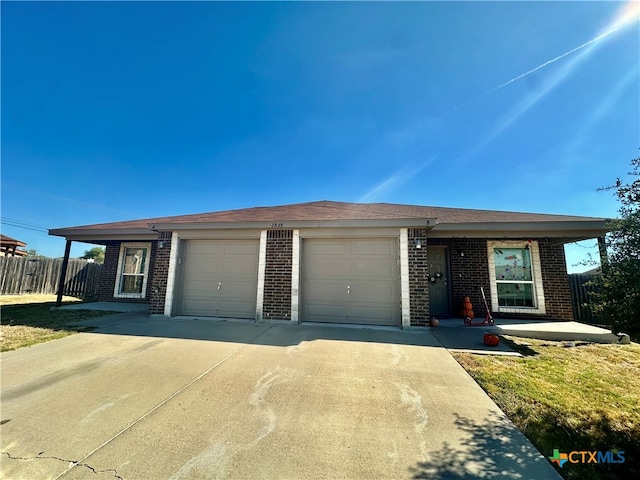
<box><xmin>487</xmin><ymin>241</ymin><xmax>546</xmax><ymax>314</ymax></box>
<box><xmin>114</xmin><ymin>243</ymin><xmax>151</xmax><ymax>298</ymax></box>
<box><xmin>494</xmin><ymin>247</ymin><xmax>534</xmax><ymax>307</ymax></box>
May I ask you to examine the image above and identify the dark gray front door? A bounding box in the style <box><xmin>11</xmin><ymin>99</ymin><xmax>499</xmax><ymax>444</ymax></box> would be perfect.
<box><xmin>428</xmin><ymin>246</ymin><xmax>450</xmax><ymax>316</ymax></box>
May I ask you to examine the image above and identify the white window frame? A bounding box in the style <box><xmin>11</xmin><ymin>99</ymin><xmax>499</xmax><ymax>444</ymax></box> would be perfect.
<box><xmin>113</xmin><ymin>242</ymin><xmax>152</xmax><ymax>299</ymax></box>
<box><xmin>487</xmin><ymin>240</ymin><xmax>546</xmax><ymax>315</ymax></box>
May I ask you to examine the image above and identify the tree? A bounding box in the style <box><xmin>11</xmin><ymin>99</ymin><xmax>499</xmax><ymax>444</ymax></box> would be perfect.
<box><xmin>593</xmin><ymin>157</ymin><xmax>640</xmax><ymax>335</ymax></box>
<box><xmin>81</xmin><ymin>246</ymin><xmax>105</xmax><ymax>264</ymax></box>
<box><xmin>26</xmin><ymin>249</ymin><xmax>47</xmax><ymax>258</ymax></box>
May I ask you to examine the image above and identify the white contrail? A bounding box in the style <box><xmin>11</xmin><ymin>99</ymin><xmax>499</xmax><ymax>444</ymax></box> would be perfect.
<box><xmin>485</xmin><ymin>28</ymin><xmax>618</xmax><ymax>96</ymax></box>
<box><xmin>454</xmin><ymin>12</ymin><xmax>635</xmax><ymax>111</ymax></box>
<box><xmin>358</xmin><ymin>155</ymin><xmax>437</xmax><ymax>203</ymax></box>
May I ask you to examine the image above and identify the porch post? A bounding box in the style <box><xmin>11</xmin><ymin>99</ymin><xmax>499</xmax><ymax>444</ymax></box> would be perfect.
<box><xmin>56</xmin><ymin>239</ymin><xmax>73</xmax><ymax>307</ymax></box>
<box><xmin>597</xmin><ymin>236</ymin><xmax>608</xmax><ymax>267</ymax></box>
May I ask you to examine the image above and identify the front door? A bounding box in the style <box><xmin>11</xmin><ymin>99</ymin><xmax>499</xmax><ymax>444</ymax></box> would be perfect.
<box><xmin>428</xmin><ymin>246</ymin><xmax>450</xmax><ymax>316</ymax></box>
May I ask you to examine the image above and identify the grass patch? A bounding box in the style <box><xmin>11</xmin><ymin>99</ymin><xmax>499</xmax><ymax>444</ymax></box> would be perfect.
<box><xmin>0</xmin><ymin>294</ymin><xmax>116</xmax><ymax>352</ymax></box>
<box><xmin>453</xmin><ymin>336</ymin><xmax>640</xmax><ymax>480</ymax></box>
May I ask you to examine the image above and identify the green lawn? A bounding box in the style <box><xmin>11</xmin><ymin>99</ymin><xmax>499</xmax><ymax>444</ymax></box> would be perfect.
<box><xmin>0</xmin><ymin>294</ymin><xmax>115</xmax><ymax>352</ymax></box>
<box><xmin>453</xmin><ymin>336</ymin><xmax>640</xmax><ymax>480</ymax></box>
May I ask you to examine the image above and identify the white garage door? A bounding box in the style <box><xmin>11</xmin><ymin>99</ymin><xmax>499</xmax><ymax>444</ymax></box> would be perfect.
<box><xmin>178</xmin><ymin>240</ymin><xmax>259</xmax><ymax>319</ymax></box>
<box><xmin>302</xmin><ymin>239</ymin><xmax>400</xmax><ymax>326</ymax></box>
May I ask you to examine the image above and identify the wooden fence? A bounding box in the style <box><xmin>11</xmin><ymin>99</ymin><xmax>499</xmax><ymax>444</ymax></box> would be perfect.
<box><xmin>0</xmin><ymin>256</ymin><xmax>103</xmax><ymax>299</ymax></box>
<box><xmin>569</xmin><ymin>273</ymin><xmax>601</xmax><ymax>324</ymax></box>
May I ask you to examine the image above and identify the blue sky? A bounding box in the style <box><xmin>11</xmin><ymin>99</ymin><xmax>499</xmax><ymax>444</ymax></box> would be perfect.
<box><xmin>2</xmin><ymin>1</ymin><xmax>638</xmax><ymax>272</ymax></box>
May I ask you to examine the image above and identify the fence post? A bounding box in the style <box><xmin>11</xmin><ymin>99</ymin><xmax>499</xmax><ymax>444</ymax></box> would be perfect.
<box><xmin>56</xmin><ymin>240</ymin><xmax>72</xmax><ymax>307</ymax></box>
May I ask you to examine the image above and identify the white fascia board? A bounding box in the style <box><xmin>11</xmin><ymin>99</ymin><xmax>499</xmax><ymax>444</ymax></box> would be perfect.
<box><xmin>432</xmin><ymin>220</ymin><xmax>608</xmax><ymax>231</ymax></box>
<box><xmin>428</xmin><ymin>222</ymin><xmax>608</xmax><ymax>240</ymax></box>
<box><xmin>48</xmin><ymin>231</ymin><xmax>159</xmax><ymax>243</ymax></box>
<box><xmin>148</xmin><ymin>218</ymin><xmax>439</xmax><ymax>231</ymax></box>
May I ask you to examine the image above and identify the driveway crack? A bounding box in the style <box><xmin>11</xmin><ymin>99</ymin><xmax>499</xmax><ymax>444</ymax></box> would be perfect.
<box><xmin>2</xmin><ymin>451</ymin><xmax>124</xmax><ymax>479</ymax></box>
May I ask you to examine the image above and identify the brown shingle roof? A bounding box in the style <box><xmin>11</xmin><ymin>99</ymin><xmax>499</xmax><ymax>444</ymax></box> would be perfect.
<box><xmin>0</xmin><ymin>234</ymin><xmax>27</xmax><ymax>247</ymax></box>
<box><xmin>54</xmin><ymin>200</ymin><xmax>607</xmax><ymax>232</ymax></box>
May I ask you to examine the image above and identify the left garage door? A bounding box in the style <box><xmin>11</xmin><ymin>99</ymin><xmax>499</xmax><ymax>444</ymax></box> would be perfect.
<box><xmin>178</xmin><ymin>240</ymin><xmax>259</xmax><ymax>319</ymax></box>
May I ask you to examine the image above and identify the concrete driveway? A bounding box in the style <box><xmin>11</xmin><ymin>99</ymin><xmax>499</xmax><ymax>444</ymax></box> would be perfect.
<box><xmin>1</xmin><ymin>314</ymin><xmax>561</xmax><ymax>480</ymax></box>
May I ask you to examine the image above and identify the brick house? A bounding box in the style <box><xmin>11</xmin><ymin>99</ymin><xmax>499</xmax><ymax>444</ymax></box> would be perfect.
<box><xmin>49</xmin><ymin>201</ymin><xmax>608</xmax><ymax>327</ymax></box>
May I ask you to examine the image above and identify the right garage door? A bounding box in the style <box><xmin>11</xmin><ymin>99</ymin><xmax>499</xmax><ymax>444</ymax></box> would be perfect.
<box><xmin>301</xmin><ymin>238</ymin><xmax>400</xmax><ymax>326</ymax></box>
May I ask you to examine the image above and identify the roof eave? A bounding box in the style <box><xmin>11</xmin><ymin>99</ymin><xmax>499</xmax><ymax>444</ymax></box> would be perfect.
<box><xmin>149</xmin><ymin>218</ymin><xmax>439</xmax><ymax>230</ymax></box>
<box><xmin>429</xmin><ymin>220</ymin><xmax>609</xmax><ymax>242</ymax></box>
<box><xmin>49</xmin><ymin>228</ymin><xmax>158</xmax><ymax>243</ymax></box>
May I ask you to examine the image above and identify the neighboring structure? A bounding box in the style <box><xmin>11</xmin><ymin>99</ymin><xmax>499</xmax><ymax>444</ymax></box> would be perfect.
<box><xmin>49</xmin><ymin>201</ymin><xmax>609</xmax><ymax>327</ymax></box>
<box><xmin>0</xmin><ymin>234</ymin><xmax>28</xmax><ymax>257</ymax></box>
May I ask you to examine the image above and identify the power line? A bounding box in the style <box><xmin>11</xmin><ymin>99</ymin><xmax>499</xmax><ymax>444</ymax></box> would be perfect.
<box><xmin>0</xmin><ymin>220</ymin><xmax>50</xmax><ymax>233</ymax></box>
<box><xmin>1</xmin><ymin>217</ymin><xmax>50</xmax><ymax>229</ymax></box>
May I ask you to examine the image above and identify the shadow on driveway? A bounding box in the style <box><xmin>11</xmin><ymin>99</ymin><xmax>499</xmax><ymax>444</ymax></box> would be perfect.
<box><xmin>410</xmin><ymin>412</ymin><xmax>560</xmax><ymax>479</ymax></box>
<box><xmin>78</xmin><ymin>312</ymin><xmax>444</xmax><ymax>348</ymax></box>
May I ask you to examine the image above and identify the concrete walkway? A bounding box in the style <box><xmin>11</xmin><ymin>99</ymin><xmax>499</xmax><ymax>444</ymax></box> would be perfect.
<box><xmin>1</xmin><ymin>313</ymin><xmax>562</xmax><ymax>480</ymax></box>
<box><xmin>433</xmin><ymin>317</ymin><xmax>630</xmax><ymax>344</ymax></box>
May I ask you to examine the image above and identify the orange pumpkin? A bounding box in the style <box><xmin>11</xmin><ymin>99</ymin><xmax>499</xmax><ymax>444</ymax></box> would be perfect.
<box><xmin>484</xmin><ymin>333</ymin><xmax>500</xmax><ymax>346</ymax></box>
<box><xmin>461</xmin><ymin>296</ymin><xmax>474</xmax><ymax>318</ymax></box>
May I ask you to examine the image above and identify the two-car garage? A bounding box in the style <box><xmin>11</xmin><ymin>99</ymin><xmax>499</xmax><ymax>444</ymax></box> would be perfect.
<box><xmin>175</xmin><ymin>237</ymin><xmax>400</xmax><ymax>326</ymax></box>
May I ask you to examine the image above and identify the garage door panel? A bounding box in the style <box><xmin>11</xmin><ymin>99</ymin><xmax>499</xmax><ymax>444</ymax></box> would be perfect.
<box><xmin>306</xmin><ymin>260</ymin><xmax>349</xmax><ymax>277</ymax></box>
<box><xmin>348</xmin><ymin>282</ymin><xmax>396</xmax><ymax>302</ymax></box>
<box><xmin>183</xmin><ymin>279</ymin><xmax>217</xmax><ymax>293</ymax></box>
<box><xmin>179</xmin><ymin>240</ymin><xmax>258</xmax><ymax>319</ymax></box>
<box><xmin>302</xmin><ymin>238</ymin><xmax>399</xmax><ymax>326</ymax></box>
<box><xmin>351</xmin><ymin>260</ymin><xmax>395</xmax><ymax>278</ymax></box>
<box><xmin>218</xmin><ymin>300</ymin><xmax>256</xmax><ymax>318</ymax></box>
<box><xmin>221</xmin><ymin>260</ymin><xmax>257</xmax><ymax>276</ymax></box>
<box><xmin>306</xmin><ymin>242</ymin><xmax>347</xmax><ymax>256</ymax></box>
<box><xmin>224</xmin><ymin>243</ymin><xmax>259</xmax><ymax>255</ymax></box>
<box><xmin>304</xmin><ymin>281</ymin><xmax>346</xmax><ymax>298</ymax></box>
<box><xmin>219</xmin><ymin>280</ymin><xmax>257</xmax><ymax>297</ymax></box>
<box><xmin>350</xmin><ymin>241</ymin><xmax>394</xmax><ymax>255</ymax></box>
<box><xmin>188</xmin><ymin>241</ymin><xmax>222</xmax><ymax>255</ymax></box>
<box><xmin>180</xmin><ymin>298</ymin><xmax>217</xmax><ymax>316</ymax></box>
<box><xmin>306</xmin><ymin>304</ymin><xmax>349</xmax><ymax>320</ymax></box>
<box><xmin>349</xmin><ymin>305</ymin><xmax>396</xmax><ymax>324</ymax></box>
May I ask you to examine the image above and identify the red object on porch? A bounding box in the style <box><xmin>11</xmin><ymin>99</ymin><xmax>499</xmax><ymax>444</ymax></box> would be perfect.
<box><xmin>483</xmin><ymin>332</ymin><xmax>500</xmax><ymax>347</ymax></box>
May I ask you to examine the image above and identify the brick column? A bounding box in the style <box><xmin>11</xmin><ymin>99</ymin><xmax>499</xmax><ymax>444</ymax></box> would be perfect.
<box><xmin>408</xmin><ymin>228</ymin><xmax>429</xmax><ymax>326</ymax></box>
<box><xmin>538</xmin><ymin>239</ymin><xmax>573</xmax><ymax>320</ymax></box>
<box><xmin>149</xmin><ymin>232</ymin><xmax>172</xmax><ymax>315</ymax></box>
<box><xmin>263</xmin><ymin>229</ymin><xmax>293</xmax><ymax>320</ymax></box>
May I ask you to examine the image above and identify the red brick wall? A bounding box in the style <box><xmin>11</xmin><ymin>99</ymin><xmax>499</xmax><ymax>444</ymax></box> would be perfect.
<box><xmin>537</xmin><ymin>239</ymin><xmax>573</xmax><ymax>321</ymax></box>
<box><xmin>98</xmin><ymin>240</ymin><xmax>157</xmax><ymax>304</ymax></box>
<box><xmin>263</xmin><ymin>229</ymin><xmax>293</xmax><ymax>320</ymax></box>
<box><xmin>149</xmin><ymin>232</ymin><xmax>172</xmax><ymax>315</ymax></box>
<box><xmin>426</xmin><ymin>237</ymin><xmax>573</xmax><ymax>321</ymax></box>
<box><xmin>408</xmin><ymin>228</ymin><xmax>429</xmax><ymax>326</ymax></box>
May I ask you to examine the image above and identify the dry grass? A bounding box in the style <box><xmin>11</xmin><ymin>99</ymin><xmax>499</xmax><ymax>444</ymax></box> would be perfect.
<box><xmin>0</xmin><ymin>294</ymin><xmax>82</xmax><ymax>306</ymax></box>
<box><xmin>454</xmin><ymin>336</ymin><xmax>640</xmax><ymax>480</ymax></box>
<box><xmin>0</xmin><ymin>294</ymin><xmax>115</xmax><ymax>352</ymax></box>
